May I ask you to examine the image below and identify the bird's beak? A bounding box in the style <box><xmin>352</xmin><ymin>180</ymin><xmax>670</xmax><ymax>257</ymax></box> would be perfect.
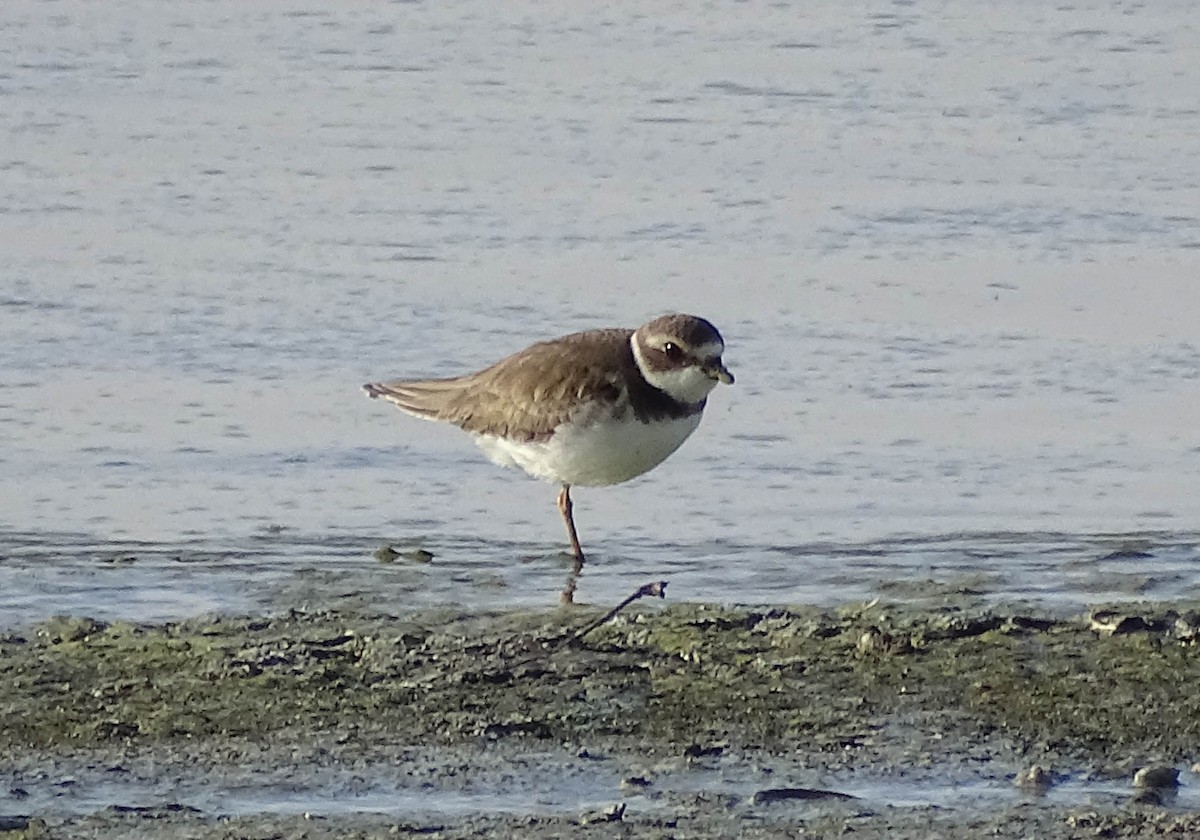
<box><xmin>705</xmin><ymin>360</ymin><xmax>734</xmax><ymax>385</ymax></box>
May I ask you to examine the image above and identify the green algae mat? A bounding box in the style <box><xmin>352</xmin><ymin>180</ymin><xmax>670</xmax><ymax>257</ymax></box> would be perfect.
<box><xmin>2</xmin><ymin>600</ymin><xmax>1199</xmax><ymax>838</ymax></box>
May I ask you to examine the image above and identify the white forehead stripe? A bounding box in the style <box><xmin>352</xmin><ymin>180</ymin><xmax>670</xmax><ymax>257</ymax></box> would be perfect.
<box><xmin>693</xmin><ymin>339</ymin><xmax>725</xmax><ymax>358</ymax></box>
<box><xmin>645</xmin><ymin>336</ymin><xmax>725</xmax><ymax>357</ymax></box>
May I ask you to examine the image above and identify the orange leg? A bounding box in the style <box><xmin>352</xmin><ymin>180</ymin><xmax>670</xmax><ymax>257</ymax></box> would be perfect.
<box><xmin>559</xmin><ymin>569</ymin><xmax>579</xmax><ymax>606</ymax></box>
<box><xmin>557</xmin><ymin>483</ymin><xmax>586</xmax><ymax>570</ymax></box>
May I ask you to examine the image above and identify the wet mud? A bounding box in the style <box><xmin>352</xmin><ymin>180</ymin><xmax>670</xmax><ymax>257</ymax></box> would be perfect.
<box><xmin>2</xmin><ymin>597</ymin><xmax>1199</xmax><ymax>838</ymax></box>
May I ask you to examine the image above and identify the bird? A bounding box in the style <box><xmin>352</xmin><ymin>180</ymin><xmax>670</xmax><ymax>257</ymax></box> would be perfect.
<box><xmin>363</xmin><ymin>313</ymin><xmax>733</xmax><ymax>596</ymax></box>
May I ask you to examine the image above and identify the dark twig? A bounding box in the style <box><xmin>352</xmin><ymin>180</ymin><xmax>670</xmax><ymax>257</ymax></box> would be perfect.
<box><xmin>569</xmin><ymin>579</ymin><xmax>668</xmax><ymax>644</ymax></box>
<box><xmin>484</xmin><ymin>580</ymin><xmax>670</xmax><ymax>676</ymax></box>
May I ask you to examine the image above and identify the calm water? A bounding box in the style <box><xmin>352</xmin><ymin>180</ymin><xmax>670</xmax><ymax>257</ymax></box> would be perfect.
<box><xmin>3</xmin><ymin>1</ymin><xmax>1199</xmax><ymax>625</ymax></box>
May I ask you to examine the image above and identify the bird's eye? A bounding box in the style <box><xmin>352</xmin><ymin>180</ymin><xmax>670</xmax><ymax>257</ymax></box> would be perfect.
<box><xmin>662</xmin><ymin>341</ymin><xmax>685</xmax><ymax>361</ymax></box>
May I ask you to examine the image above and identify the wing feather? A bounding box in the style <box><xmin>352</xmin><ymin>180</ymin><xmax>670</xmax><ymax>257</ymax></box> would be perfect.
<box><xmin>364</xmin><ymin>328</ymin><xmax>635</xmax><ymax>441</ymax></box>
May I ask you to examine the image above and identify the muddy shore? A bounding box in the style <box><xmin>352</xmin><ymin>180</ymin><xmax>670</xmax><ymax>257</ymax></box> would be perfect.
<box><xmin>2</xmin><ymin>595</ymin><xmax>1199</xmax><ymax>838</ymax></box>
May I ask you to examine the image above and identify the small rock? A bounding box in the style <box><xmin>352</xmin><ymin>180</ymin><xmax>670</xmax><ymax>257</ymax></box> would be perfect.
<box><xmin>684</xmin><ymin>743</ymin><xmax>725</xmax><ymax>760</ymax></box>
<box><xmin>620</xmin><ymin>775</ymin><xmax>652</xmax><ymax>794</ymax></box>
<box><xmin>391</xmin><ymin>824</ymin><xmax>446</xmax><ymax>835</ymax></box>
<box><xmin>579</xmin><ymin>802</ymin><xmax>625</xmax><ymax>824</ymax></box>
<box><xmin>1088</xmin><ymin>609</ymin><xmax>1155</xmax><ymax>636</ymax></box>
<box><xmin>1133</xmin><ymin>766</ymin><xmax>1179</xmax><ymax>789</ymax></box>
<box><xmin>99</xmin><ymin>554</ymin><xmax>137</xmax><ymax>564</ymax></box>
<box><xmin>1097</xmin><ymin>545</ymin><xmax>1154</xmax><ymax>561</ymax></box>
<box><xmin>373</xmin><ymin>545</ymin><xmax>435</xmax><ymax>563</ymax></box>
<box><xmin>1015</xmin><ymin>764</ymin><xmax>1054</xmax><ymax>790</ymax></box>
<box><xmin>752</xmin><ymin>787</ymin><xmax>856</xmax><ymax>804</ymax></box>
<box><xmin>856</xmin><ymin>626</ymin><xmax>914</xmax><ymax>655</ymax></box>
<box><xmin>373</xmin><ymin>545</ymin><xmax>400</xmax><ymax>563</ymax></box>
<box><xmin>1173</xmin><ymin>612</ymin><xmax>1200</xmax><ymax>644</ymax></box>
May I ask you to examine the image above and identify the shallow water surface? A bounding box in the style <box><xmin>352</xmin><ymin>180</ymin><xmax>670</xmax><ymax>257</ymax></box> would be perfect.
<box><xmin>7</xmin><ymin>749</ymin><xmax>1198</xmax><ymax>822</ymax></box>
<box><xmin>1</xmin><ymin>528</ymin><xmax>1196</xmax><ymax>629</ymax></box>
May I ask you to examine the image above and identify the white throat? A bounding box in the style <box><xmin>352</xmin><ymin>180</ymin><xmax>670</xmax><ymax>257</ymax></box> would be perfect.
<box><xmin>631</xmin><ymin>334</ymin><xmax>720</xmax><ymax>405</ymax></box>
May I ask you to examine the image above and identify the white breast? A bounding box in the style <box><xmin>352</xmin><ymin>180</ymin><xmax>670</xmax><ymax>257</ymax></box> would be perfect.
<box><xmin>473</xmin><ymin>409</ymin><xmax>703</xmax><ymax>487</ymax></box>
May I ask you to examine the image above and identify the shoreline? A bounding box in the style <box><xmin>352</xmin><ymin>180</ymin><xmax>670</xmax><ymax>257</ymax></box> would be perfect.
<box><xmin>2</xmin><ymin>598</ymin><xmax>1198</xmax><ymax>838</ymax></box>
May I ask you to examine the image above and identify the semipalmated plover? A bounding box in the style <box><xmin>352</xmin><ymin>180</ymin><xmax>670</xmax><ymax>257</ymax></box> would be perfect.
<box><xmin>364</xmin><ymin>313</ymin><xmax>733</xmax><ymax>588</ymax></box>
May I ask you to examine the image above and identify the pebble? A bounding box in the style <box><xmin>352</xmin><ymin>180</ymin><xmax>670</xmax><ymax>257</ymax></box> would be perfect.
<box><xmin>619</xmin><ymin>775</ymin><xmax>653</xmax><ymax>794</ymax></box>
<box><xmin>1132</xmin><ymin>765</ymin><xmax>1180</xmax><ymax>789</ymax></box>
<box><xmin>1015</xmin><ymin>764</ymin><xmax>1054</xmax><ymax>790</ymax></box>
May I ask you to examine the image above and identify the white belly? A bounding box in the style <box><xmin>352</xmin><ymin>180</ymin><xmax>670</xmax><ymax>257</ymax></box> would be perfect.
<box><xmin>473</xmin><ymin>411</ymin><xmax>703</xmax><ymax>487</ymax></box>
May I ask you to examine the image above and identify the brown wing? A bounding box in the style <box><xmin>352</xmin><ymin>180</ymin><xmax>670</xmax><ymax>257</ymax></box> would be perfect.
<box><xmin>364</xmin><ymin>328</ymin><xmax>636</xmax><ymax>441</ymax></box>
